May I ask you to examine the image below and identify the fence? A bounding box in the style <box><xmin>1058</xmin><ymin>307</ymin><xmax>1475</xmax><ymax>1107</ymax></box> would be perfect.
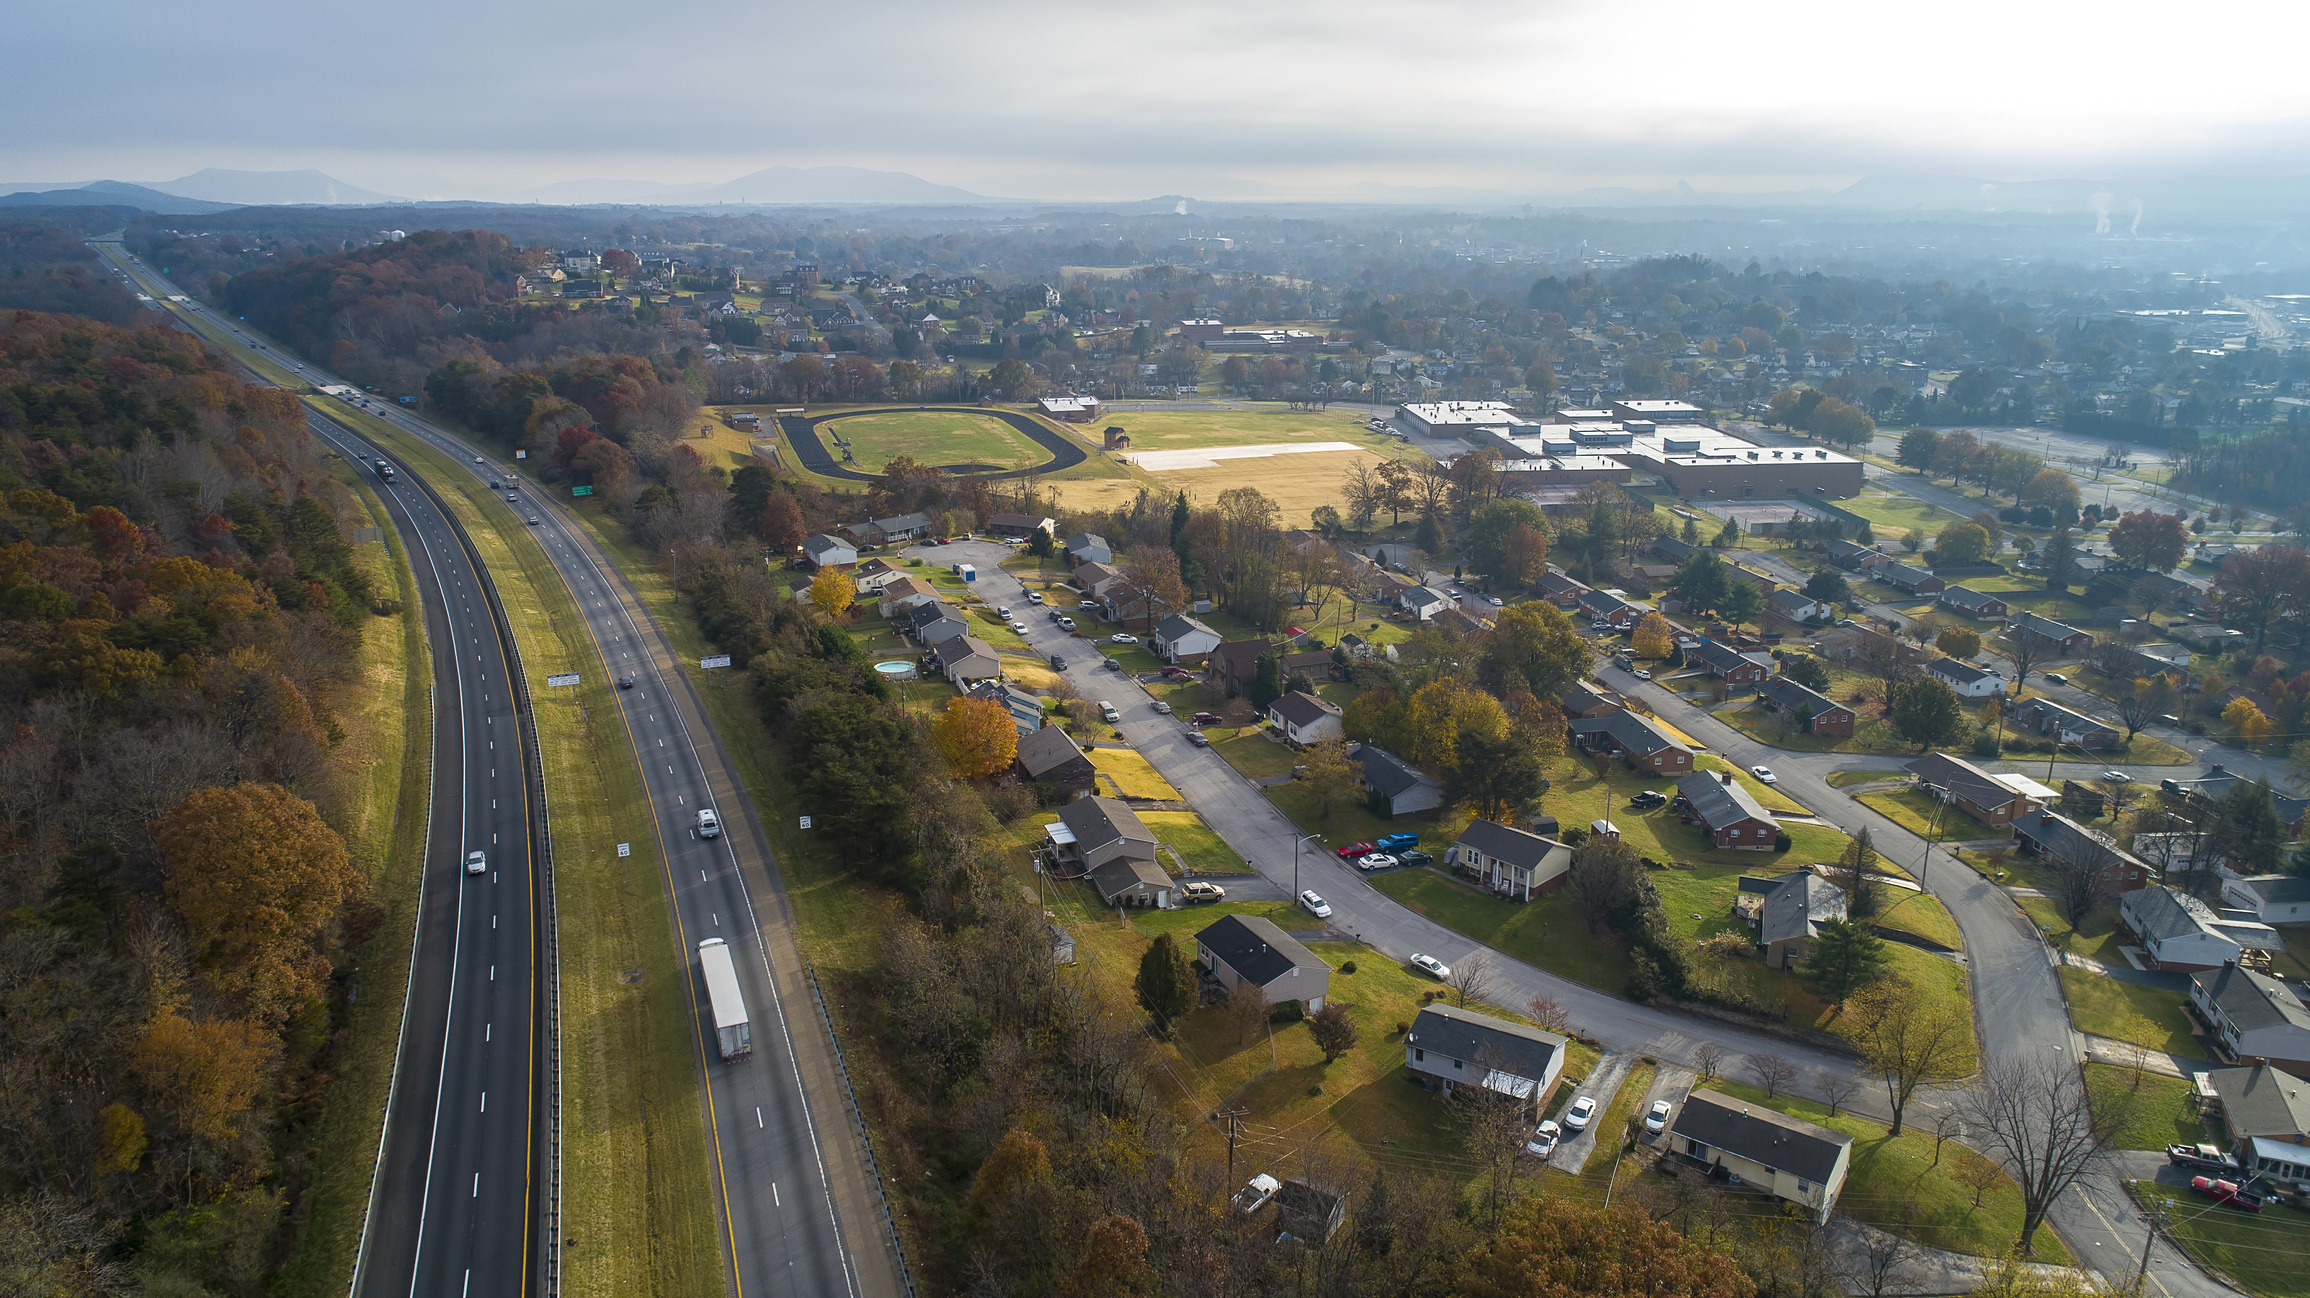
<box><xmin>802</xmin><ymin>959</ymin><xmax>918</xmax><ymax>1298</ymax></box>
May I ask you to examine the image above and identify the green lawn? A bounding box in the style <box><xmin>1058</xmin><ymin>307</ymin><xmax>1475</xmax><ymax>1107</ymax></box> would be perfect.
<box><xmin>1142</xmin><ymin>811</ymin><xmax>1254</xmax><ymax>874</ymax></box>
<box><xmin>2134</xmin><ymin>1182</ymin><xmax>2310</xmax><ymax>1298</ymax></box>
<box><xmin>1209</xmin><ymin>726</ymin><xmax>1299</xmax><ymax>779</ymax></box>
<box><xmin>1100</xmin><ymin>407</ymin><xmax>1412</xmax><ymax>452</ymax></box>
<box><xmin>1859</xmin><ymin>787</ymin><xmax>1996</xmax><ymax>839</ymax></box>
<box><xmin>1839</xmin><ymin>486</ymin><xmax>1971</xmax><ymax>542</ymax></box>
<box><xmin>1540</xmin><ymin>758</ymin><xmax>1855</xmax><ymax>870</ymax></box>
<box><xmin>1264</xmin><ymin>781</ymin><xmax>1466</xmax><ymax>855</ymax></box>
<box><xmin>2084</xmin><ymin>1064</ymin><xmax>2207</xmax><ymax>1151</ymax></box>
<box><xmin>2058</xmin><ymin>967</ymin><xmax>2206</xmax><ymax>1059</ymax></box>
<box><xmin>1876</xmin><ymin>890</ymin><xmax>1964</xmax><ymax>950</ymax></box>
<box><xmin>1706</xmin><ymin>1079</ymin><xmax>2072</xmax><ymax>1264</ymax></box>
<box><xmin>816</xmin><ymin>409</ymin><xmax>1050</xmax><ymax>472</ymax></box>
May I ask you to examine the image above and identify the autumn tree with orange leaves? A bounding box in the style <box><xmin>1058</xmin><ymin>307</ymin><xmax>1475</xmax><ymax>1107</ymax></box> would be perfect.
<box><xmin>152</xmin><ymin>782</ymin><xmax>367</xmax><ymax>1026</ymax></box>
<box><xmin>1457</xmin><ymin>1196</ymin><xmax>1755</xmax><ymax>1298</ymax></box>
<box><xmin>929</xmin><ymin>696</ymin><xmax>1018</xmax><ymax>778</ymax></box>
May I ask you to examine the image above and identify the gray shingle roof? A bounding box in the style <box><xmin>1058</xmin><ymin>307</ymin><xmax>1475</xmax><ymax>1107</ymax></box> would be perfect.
<box><xmin>1671</xmin><ymin>1089</ymin><xmax>1851</xmax><ymax>1183</ymax></box>
<box><xmin>2129</xmin><ymin>886</ymin><xmax>2221</xmax><ymax>943</ymax></box>
<box><xmin>1269</xmin><ymin>691</ymin><xmax>1342</xmax><ymax>727</ymax></box>
<box><xmin>1756</xmin><ymin>677</ymin><xmax>1842</xmax><ymax>720</ymax></box>
<box><xmin>1014</xmin><ymin>725</ymin><xmax>1087</xmax><ymax>779</ymax></box>
<box><xmin>1089</xmin><ymin>856</ymin><xmax>1171</xmax><ymax>900</ymax></box>
<box><xmin>1939</xmin><ymin>586</ymin><xmax>2005</xmax><ymax>612</ymax></box>
<box><xmin>1354</xmin><ymin>745</ymin><xmax>1433</xmax><ymax>799</ymax></box>
<box><xmin>1156</xmin><ymin>613</ymin><xmax>1217</xmax><ymax>642</ymax></box>
<box><xmin>2207</xmin><ymin>1065</ymin><xmax>2310</xmax><ymax>1139</ymax></box>
<box><xmin>2196</xmin><ymin>964</ymin><xmax>2310</xmax><ymax>1035</ymax></box>
<box><xmin>1928</xmin><ymin>657</ymin><xmax>1999</xmax><ymax>686</ymax></box>
<box><xmin>1570</xmin><ymin>709</ymin><xmax>1691</xmax><ymax>759</ymax></box>
<box><xmin>1904</xmin><ymin>753</ymin><xmax>2024</xmax><ymax>811</ymax></box>
<box><xmin>2240</xmin><ymin>876</ymin><xmax>2310</xmax><ymax>905</ymax></box>
<box><xmin>1059</xmin><ymin>796</ymin><xmax>1155</xmax><ymax>856</ymax></box>
<box><xmin>1406</xmin><ymin>1004</ymin><xmax>1565</xmax><ymax>1085</ymax></box>
<box><xmin>1678</xmin><ymin>771</ymin><xmax>1777</xmax><ymax>833</ymax></box>
<box><xmin>2010</xmin><ymin>611</ymin><xmax>2088</xmax><ymax>643</ymax></box>
<box><xmin>1197</xmin><ymin>914</ymin><xmax>1328</xmax><ymax>988</ymax></box>
<box><xmin>1454</xmin><ymin>818</ymin><xmax>1557</xmax><ymax>870</ymax></box>
<box><xmin>1740</xmin><ymin>869</ymin><xmax>1846</xmax><ymax>945</ymax></box>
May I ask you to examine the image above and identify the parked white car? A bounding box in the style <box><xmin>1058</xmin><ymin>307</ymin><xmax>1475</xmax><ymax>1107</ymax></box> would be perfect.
<box><xmin>1563</xmin><ymin>1095</ymin><xmax>1597</xmax><ymax>1130</ymax></box>
<box><xmin>1750</xmin><ymin>765</ymin><xmax>1778</xmax><ymax>784</ymax></box>
<box><xmin>1231</xmin><ymin>1173</ymin><xmax>1281</xmax><ymax>1213</ymax></box>
<box><xmin>1409</xmin><ymin>953</ymin><xmax>1450</xmax><ymax>979</ymax></box>
<box><xmin>1298</xmin><ymin>890</ymin><xmax>1332</xmax><ymax>919</ymax></box>
<box><xmin>1645</xmin><ymin>1099</ymin><xmax>1673</xmax><ymax>1134</ymax></box>
<box><xmin>1110</xmin><ymin>633</ymin><xmax>1139</xmax><ymax>644</ymax></box>
<box><xmin>1357</xmin><ymin>853</ymin><xmax>1399</xmax><ymax>872</ymax></box>
<box><xmin>1524</xmin><ymin>1120</ymin><xmax>1562</xmax><ymax>1159</ymax></box>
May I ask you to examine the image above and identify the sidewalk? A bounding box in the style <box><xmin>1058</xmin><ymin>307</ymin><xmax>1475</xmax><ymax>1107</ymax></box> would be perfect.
<box><xmin>2081</xmin><ymin>1035</ymin><xmax>2200</xmax><ymax>1080</ymax></box>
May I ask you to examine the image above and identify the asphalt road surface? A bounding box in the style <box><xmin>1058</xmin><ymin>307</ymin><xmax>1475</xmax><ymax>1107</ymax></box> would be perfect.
<box><xmin>97</xmin><ymin>245</ymin><xmax>899</xmax><ymax>1298</ymax></box>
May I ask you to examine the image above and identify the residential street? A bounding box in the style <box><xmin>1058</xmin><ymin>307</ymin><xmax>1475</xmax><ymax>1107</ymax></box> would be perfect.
<box><xmin>913</xmin><ymin>540</ymin><xmax>2241</xmax><ymax>1294</ymax></box>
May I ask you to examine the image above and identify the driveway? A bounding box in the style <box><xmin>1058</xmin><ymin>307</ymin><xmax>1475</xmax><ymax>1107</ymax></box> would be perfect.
<box><xmin>1551</xmin><ymin>1052</ymin><xmax>1632</xmax><ymax>1176</ymax></box>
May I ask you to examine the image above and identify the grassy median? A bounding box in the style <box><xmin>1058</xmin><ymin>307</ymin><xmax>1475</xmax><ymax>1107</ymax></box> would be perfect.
<box><xmin>319</xmin><ymin>403</ymin><xmax>720</xmax><ymax>1298</ymax></box>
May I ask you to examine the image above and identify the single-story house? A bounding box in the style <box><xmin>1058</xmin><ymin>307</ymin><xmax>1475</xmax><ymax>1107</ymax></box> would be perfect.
<box><xmin>1051</xmin><ymin>797</ymin><xmax>1171</xmax><ymax>907</ymax></box>
<box><xmin>906</xmin><ymin>600</ymin><xmax>970</xmax><ymax>648</ymax></box>
<box><xmin>1755</xmin><ymin>677</ymin><xmax>1855</xmax><ymax>737</ymax></box>
<box><xmin>1561</xmin><ymin>680</ymin><xmax>1625</xmax><ymax>719</ymax></box>
<box><xmin>804</xmin><ymin>533</ymin><xmax>858</xmax><ymax>568</ymax></box>
<box><xmin>1570</xmin><ymin>709</ymin><xmax>1695</xmax><ymax>774</ymax></box>
<box><xmin>2098</xmin><ymin>642</ymin><xmax>2194</xmax><ymax>686</ymax></box>
<box><xmin>852</xmin><ymin>557</ymin><xmax>905</xmax><ymax>592</ymax></box>
<box><xmin>1403</xmin><ymin>1004</ymin><xmax>1568</xmax><ymax>1117</ymax></box>
<box><xmin>1927</xmin><ymin>657</ymin><xmax>2005</xmax><ymax>698</ymax></box>
<box><xmin>2122</xmin><ymin>886</ymin><xmax>2284</xmax><ymax>972</ymax></box>
<box><xmin>868</xmin><ymin>511</ymin><xmax>934</xmax><ymax>544</ymax></box>
<box><xmin>1447</xmin><ymin>818</ymin><xmax>1571</xmax><ymax>902</ymax></box>
<box><xmin>2006</xmin><ymin>611</ymin><xmax>2095</xmax><ymax>657</ymax></box>
<box><xmin>1651</xmin><ymin>535</ymin><xmax>1701</xmax><ymax>564</ymax></box>
<box><xmin>1878</xmin><ymin>563</ymin><xmax>1946</xmax><ymax>595</ymax></box>
<box><xmin>2204</xmin><ymin>1066</ymin><xmax>2310</xmax><ymax>1176</ymax></box>
<box><xmin>933</xmin><ymin>634</ymin><xmax>1002</xmax><ymax>686</ymax></box>
<box><xmin>1013</xmin><ymin>722</ymin><xmax>1096</xmax><ymax>794</ymax></box>
<box><xmin>2192</xmin><ymin>965</ymin><xmax>2310</xmax><ymax>1077</ymax></box>
<box><xmin>1401</xmin><ymin>585</ymin><xmax>1452</xmax><ymax>621</ymax></box>
<box><xmin>1268</xmin><ymin>691</ymin><xmax>1345</xmax><ymax>745</ymax></box>
<box><xmin>2010</xmin><ymin>809</ymin><xmax>2153</xmax><ymax>894</ymax></box>
<box><xmin>1195</xmin><ymin>913</ymin><xmax>1331</xmax><ymax>1012</ymax></box>
<box><xmin>2222</xmin><ymin>875</ymin><xmax>2310</xmax><ymax>925</ymax></box>
<box><xmin>1725</xmin><ymin>564</ymin><xmax>1781</xmax><ymax>597</ymax></box>
<box><xmin>875</xmin><ymin>575</ymin><xmax>940</xmax><ymax>619</ymax></box>
<box><xmin>986</xmin><ymin>513</ymin><xmax>1055</xmax><ymax>538</ymax></box>
<box><xmin>1669</xmin><ymin>1090</ymin><xmax>1854</xmax><ymax>1222</ymax></box>
<box><xmin>1071</xmin><ymin>560</ymin><xmax>1125</xmax><ymax>600</ymax></box>
<box><xmin>1064</xmin><ymin>531</ymin><xmax>1113</xmax><ymax>565</ymax></box>
<box><xmin>1904</xmin><ymin>752</ymin><xmax>2044</xmax><ymax>828</ymax></box>
<box><xmin>2162</xmin><ymin>766</ymin><xmax>2310</xmax><ymax>838</ymax></box>
<box><xmin>1737</xmin><ymin>868</ymin><xmax>1846</xmax><ymax>970</ymax></box>
<box><xmin>1768</xmin><ymin>589</ymin><xmax>1829</xmax><ymax>623</ymax></box>
<box><xmin>1534</xmin><ymin>570</ymin><xmax>1591</xmax><ymax>609</ymax></box>
<box><xmin>1689</xmin><ymin>640</ymin><xmax>1777</xmax><ymax>686</ymax></box>
<box><xmin>2014</xmin><ymin>697</ymin><xmax>2122</xmax><ymax>749</ymax></box>
<box><xmin>1827</xmin><ymin>540</ymin><xmax>1889</xmax><ymax>572</ymax></box>
<box><xmin>1354</xmin><ymin>744</ymin><xmax>1445</xmax><ymax>818</ymax></box>
<box><xmin>1275</xmin><ymin>1179</ymin><xmax>1347</xmax><ymax>1244</ymax></box>
<box><xmin>966</xmin><ymin>679</ymin><xmax>1045</xmax><ymax>734</ymax></box>
<box><xmin>1578</xmin><ymin>588</ymin><xmax>1645</xmax><ymax>628</ymax></box>
<box><xmin>1153</xmin><ymin>613</ymin><xmax>1223</xmax><ymax>665</ymax></box>
<box><xmin>1678</xmin><ymin>770</ymin><xmax>1781</xmax><ymax>851</ymax></box>
<box><xmin>1938</xmin><ymin>586</ymin><xmax>2010</xmax><ymax>619</ymax></box>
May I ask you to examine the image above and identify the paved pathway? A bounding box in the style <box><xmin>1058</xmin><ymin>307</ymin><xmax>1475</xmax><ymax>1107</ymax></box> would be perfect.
<box><xmin>1552</xmin><ymin>1052</ymin><xmax>1633</xmax><ymax>1176</ymax></box>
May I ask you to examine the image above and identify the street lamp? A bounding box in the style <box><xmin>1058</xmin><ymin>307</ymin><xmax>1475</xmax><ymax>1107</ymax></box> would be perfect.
<box><xmin>1293</xmin><ymin>833</ymin><xmax>1321</xmax><ymax>901</ymax></box>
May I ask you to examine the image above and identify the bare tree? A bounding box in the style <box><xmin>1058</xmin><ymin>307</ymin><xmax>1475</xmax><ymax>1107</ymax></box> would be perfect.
<box><xmin>1953</xmin><ymin>1148</ymin><xmax>2003</xmax><ymax>1208</ymax></box>
<box><xmin>1222</xmin><ymin>980</ymin><xmax>1268</xmax><ymax>1047</ymax></box>
<box><xmin>1745</xmin><ymin>1052</ymin><xmax>1797</xmax><ymax>1098</ymax></box>
<box><xmin>1839</xmin><ymin>1216</ymin><xmax>1919</xmax><ymax>1298</ymax></box>
<box><xmin>1849</xmin><ymin>976</ymin><xmax>1975</xmax><ymax>1135</ymax></box>
<box><xmin>1448</xmin><ymin>953</ymin><xmax>1498</xmax><ymax>1010</ymax></box>
<box><xmin>1526</xmin><ymin>994</ymin><xmax>1573</xmax><ymax>1035</ymax></box>
<box><xmin>1997</xmin><ymin>633</ymin><xmax>2047</xmax><ymax>694</ymax></box>
<box><xmin>2043</xmin><ymin>835</ymin><xmax>2129</xmax><ymax>930</ymax></box>
<box><xmin>1459</xmin><ymin>1058</ymin><xmax>1532</xmax><ymax>1234</ymax></box>
<box><xmin>1819</xmin><ymin>1070</ymin><xmax>1860</xmax><ymax>1117</ymax></box>
<box><xmin>1691</xmin><ymin>1042</ymin><xmax>1725</xmax><ymax>1086</ymax></box>
<box><xmin>1961</xmin><ymin>1056</ymin><xmax>2117</xmax><ymax>1255</ymax></box>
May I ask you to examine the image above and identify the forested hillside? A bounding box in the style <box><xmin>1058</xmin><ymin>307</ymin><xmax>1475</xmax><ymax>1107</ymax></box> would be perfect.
<box><xmin>0</xmin><ymin>218</ymin><xmax>144</xmax><ymax>323</ymax></box>
<box><xmin>0</xmin><ymin>310</ymin><xmax>386</xmax><ymax>1294</ymax></box>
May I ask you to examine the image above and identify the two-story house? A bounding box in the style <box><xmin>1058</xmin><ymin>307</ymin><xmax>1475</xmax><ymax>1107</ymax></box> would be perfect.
<box><xmin>1403</xmin><ymin>1004</ymin><xmax>1567</xmax><ymax>1117</ymax></box>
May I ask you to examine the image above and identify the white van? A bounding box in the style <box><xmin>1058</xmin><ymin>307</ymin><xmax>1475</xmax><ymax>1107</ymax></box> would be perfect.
<box><xmin>1098</xmin><ymin>701</ymin><xmax>1120</xmax><ymax>723</ymax></box>
<box><xmin>697</xmin><ymin>809</ymin><xmax>721</xmax><ymax>838</ymax></box>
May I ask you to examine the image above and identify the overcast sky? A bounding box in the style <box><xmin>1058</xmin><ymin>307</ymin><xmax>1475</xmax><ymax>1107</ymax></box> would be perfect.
<box><xmin>11</xmin><ymin>0</ymin><xmax>2310</xmax><ymax>200</ymax></box>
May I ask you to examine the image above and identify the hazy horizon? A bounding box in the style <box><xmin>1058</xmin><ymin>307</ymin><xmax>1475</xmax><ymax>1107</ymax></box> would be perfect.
<box><xmin>13</xmin><ymin>0</ymin><xmax>2310</xmax><ymax>205</ymax></box>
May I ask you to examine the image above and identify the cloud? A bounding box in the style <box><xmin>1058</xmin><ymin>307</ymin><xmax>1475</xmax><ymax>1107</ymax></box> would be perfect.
<box><xmin>8</xmin><ymin>0</ymin><xmax>2310</xmax><ymax>199</ymax></box>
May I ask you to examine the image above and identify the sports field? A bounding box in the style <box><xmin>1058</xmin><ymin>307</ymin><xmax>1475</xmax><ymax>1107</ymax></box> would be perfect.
<box><xmin>1106</xmin><ymin>407</ymin><xmax>1405</xmax><ymax>451</ymax></box>
<box><xmin>1051</xmin><ymin>406</ymin><xmax>1426</xmax><ymax>519</ymax></box>
<box><xmin>819</xmin><ymin>410</ymin><xmax>1049</xmax><ymax>473</ymax></box>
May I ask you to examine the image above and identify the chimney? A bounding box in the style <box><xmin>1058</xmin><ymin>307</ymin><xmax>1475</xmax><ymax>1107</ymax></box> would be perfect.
<box><xmin>1722</xmin><ymin>770</ymin><xmax>1735</xmax><ymax>785</ymax></box>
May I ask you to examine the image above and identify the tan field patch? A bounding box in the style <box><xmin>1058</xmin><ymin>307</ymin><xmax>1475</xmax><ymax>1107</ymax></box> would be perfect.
<box><xmin>1051</xmin><ymin>447</ymin><xmax>1386</xmax><ymax>520</ymax></box>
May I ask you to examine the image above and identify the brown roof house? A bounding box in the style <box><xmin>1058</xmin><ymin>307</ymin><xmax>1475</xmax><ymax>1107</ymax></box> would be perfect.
<box><xmin>874</xmin><ymin>574</ymin><xmax>940</xmax><ymax>619</ymax></box>
<box><xmin>1755</xmin><ymin>677</ymin><xmax>1854</xmax><ymax>737</ymax></box>
<box><xmin>1050</xmin><ymin>797</ymin><xmax>1172</xmax><ymax>908</ymax></box>
<box><xmin>1013</xmin><ymin>724</ymin><xmax>1096</xmax><ymax>795</ymax></box>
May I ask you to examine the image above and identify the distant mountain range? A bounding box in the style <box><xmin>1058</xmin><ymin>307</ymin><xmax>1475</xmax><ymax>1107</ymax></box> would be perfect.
<box><xmin>6</xmin><ymin>165</ymin><xmax>2310</xmax><ymax>227</ymax></box>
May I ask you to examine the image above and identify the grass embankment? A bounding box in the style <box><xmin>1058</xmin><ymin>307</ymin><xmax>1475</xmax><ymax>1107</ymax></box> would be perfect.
<box><xmin>2057</xmin><ymin>967</ymin><xmax>2206</xmax><ymax>1060</ymax></box>
<box><xmin>1090</xmin><ymin>746</ymin><xmax>1181</xmax><ymax>799</ymax></box>
<box><xmin>324</xmin><ymin>403</ymin><xmax>720</xmax><ymax>1298</ymax></box>
<box><xmin>1142</xmin><ymin>811</ymin><xmax>1253</xmax><ymax>874</ymax></box>
<box><xmin>1703</xmin><ymin>1079</ymin><xmax>2072</xmax><ymax>1265</ymax></box>
<box><xmin>2133</xmin><ymin>1182</ymin><xmax>2310</xmax><ymax>1298</ymax></box>
<box><xmin>272</xmin><ymin>465</ymin><xmax>432</xmax><ymax>1298</ymax></box>
<box><xmin>1859</xmin><ymin>787</ymin><xmax>1994</xmax><ymax>838</ymax></box>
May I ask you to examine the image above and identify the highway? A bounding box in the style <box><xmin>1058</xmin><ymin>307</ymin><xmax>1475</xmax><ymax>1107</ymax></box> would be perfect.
<box><xmin>96</xmin><ymin>245</ymin><xmax>898</xmax><ymax>1298</ymax></box>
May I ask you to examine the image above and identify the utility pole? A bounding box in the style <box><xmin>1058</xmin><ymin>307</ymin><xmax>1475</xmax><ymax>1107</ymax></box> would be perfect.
<box><xmin>2135</xmin><ymin>1204</ymin><xmax>2166</xmax><ymax>1289</ymax></box>
<box><xmin>1219</xmin><ymin>1106</ymin><xmax>1249</xmax><ymax>1186</ymax></box>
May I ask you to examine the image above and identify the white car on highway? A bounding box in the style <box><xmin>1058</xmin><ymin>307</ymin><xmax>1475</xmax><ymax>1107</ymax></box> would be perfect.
<box><xmin>465</xmin><ymin>850</ymin><xmax>487</xmax><ymax>875</ymax></box>
<box><xmin>1409</xmin><ymin>953</ymin><xmax>1450</xmax><ymax>979</ymax></box>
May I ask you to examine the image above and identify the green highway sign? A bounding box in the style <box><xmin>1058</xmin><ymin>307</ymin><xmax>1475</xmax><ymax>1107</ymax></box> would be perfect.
<box><xmin>571</xmin><ymin>485</ymin><xmax>592</xmax><ymax>496</ymax></box>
